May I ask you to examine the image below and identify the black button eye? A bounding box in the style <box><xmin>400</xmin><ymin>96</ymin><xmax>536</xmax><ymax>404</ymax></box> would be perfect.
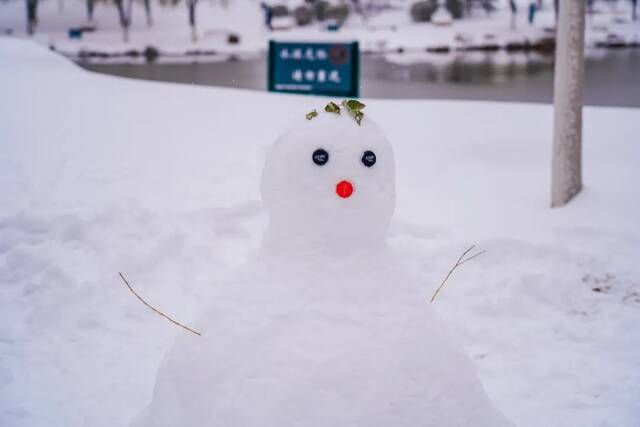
<box><xmin>361</xmin><ymin>150</ymin><xmax>376</xmax><ymax>167</ymax></box>
<box><xmin>312</xmin><ymin>148</ymin><xmax>329</xmax><ymax>166</ymax></box>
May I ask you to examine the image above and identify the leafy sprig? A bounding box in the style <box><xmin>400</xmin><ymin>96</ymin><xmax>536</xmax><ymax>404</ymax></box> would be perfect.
<box><xmin>325</xmin><ymin>101</ymin><xmax>341</xmax><ymax>114</ymax></box>
<box><xmin>305</xmin><ymin>100</ymin><xmax>366</xmax><ymax>126</ymax></box>
<box><xmin>342</xmin><ymin>99</ymin><xmax>366</xmax><ymax>125</ymax></box>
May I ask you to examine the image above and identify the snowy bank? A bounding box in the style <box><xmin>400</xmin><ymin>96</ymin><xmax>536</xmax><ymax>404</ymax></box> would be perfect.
<box><xmin>0</xmin><ymin>38</ymin><xmax>639</xmax><ymax>427</ymax></box>
<box><xmin>1</xmin><ymin>0</ymin><xmax>639</xmax><ymax>62</ymax></box>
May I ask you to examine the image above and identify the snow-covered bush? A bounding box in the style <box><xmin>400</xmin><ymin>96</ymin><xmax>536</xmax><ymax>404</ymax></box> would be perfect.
<box><xmin>314</xmin><ymin>0</ymin><xmax>349</xmax><ymax>23</ymax></box>
<box><xmin>270</xmin><ymin>4</ymin><xmax>289</xmax><ymax>17</ymax></box>
<box><xmin>410</xmin><ymin>0</ymin><xmax>465</xmax><ymax>22</ymax></box>
<box><xmin>325</xmin><ymin>3</ymin><xmax>349</xmax><ymax>23</ymax></box>
<box><xmin>293</xmin><ymin>5</ymin><xmax>313</xmax><ymax>26</ymax></box>
<box><xmin>410</xmin><ymin>0</ymin><xmax>438</xmax><ymax>22</ymax></box>
<box><xmin>447</xmin><ymin>0</ymin><xmax>465</xmax><ymax>18</ymax></box>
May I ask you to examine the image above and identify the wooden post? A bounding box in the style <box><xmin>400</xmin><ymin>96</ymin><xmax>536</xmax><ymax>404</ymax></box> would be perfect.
<box><xmin>551</xmin><ymin>0</ymin><xmax>585</xmax><ymax>207</ymax></box>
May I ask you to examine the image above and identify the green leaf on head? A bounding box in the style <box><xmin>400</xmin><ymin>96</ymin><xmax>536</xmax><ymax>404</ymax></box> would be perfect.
<box><xmin>325</xmin><ymin>102</ymin><xmax>341</xmax><ymax>114</ymax></box>
<box><xmin>342</xmin><ymin>99</ymin><xmax>366</xmax><ymax>112</ymax></box>
<box><xmin>342</xmin><ymin>99</ymin><xmax>366</xmax><ymax>126</ymax></box>
<box><xmin>354</xmin><ymin>110</ymin><xmax>364</xmax><ymax>125</ymax></box>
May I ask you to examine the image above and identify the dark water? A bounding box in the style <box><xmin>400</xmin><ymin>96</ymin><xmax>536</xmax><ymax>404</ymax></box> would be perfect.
<box><xmin>78</xmin><ymin>49</ymin><xmax>640</xmax><ymax>107</ymax></box>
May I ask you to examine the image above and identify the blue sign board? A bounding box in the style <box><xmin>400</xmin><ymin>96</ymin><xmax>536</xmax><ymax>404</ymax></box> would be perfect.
<box><xmin>268</xmin><ymin>41</ymin><xmax>359</xmax><ymax>98</ymax></box>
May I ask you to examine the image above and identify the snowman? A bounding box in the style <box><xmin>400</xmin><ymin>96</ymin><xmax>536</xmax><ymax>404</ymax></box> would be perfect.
<box><xmin>132</xmin><ymin>102</ymin><xmax>513</xmax><ymax>427</ymax></box>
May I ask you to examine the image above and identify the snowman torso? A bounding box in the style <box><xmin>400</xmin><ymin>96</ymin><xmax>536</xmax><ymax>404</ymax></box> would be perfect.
<box><xmin>133</xmin><ymin>110</ymin><xmax>512</xmax><ymax>427</ymax></box>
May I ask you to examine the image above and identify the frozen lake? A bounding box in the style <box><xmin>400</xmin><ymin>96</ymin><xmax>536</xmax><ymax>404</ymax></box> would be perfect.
<box><xmin>78</xmin><ymin>49</ymin><xmax>640</xmax><ymax>107</ymax></box>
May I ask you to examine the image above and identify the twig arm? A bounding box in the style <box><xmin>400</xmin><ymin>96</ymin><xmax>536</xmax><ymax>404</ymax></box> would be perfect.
<box><xmin>430</xmin><ymin>246</ymin><xmax>486</xmax><ymax>303</ymax></box>
<box><xmin>119</xmin><ymin>272</ymin><xmax>202</xmax><ymax>336</ymax></box>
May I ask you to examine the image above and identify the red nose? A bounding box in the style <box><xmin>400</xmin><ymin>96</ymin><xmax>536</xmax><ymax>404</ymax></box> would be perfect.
<box><xmin>336</xmin><ymin>180</ymin><xmax>354</xmax><ymax>198</ymax></box>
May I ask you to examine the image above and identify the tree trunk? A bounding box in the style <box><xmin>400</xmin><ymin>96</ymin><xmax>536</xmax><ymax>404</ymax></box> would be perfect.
<box><xmin>551</xmin><ymin>0</ymin><xmax>585</xmax><ymax>207</ymax></box>
<box><xmin>188</xmin><ymin>0</ymin><xmax>198</xmax><ymax>42</ymax></box>
<box><xmin>509</xmin><ymin>0</ymin><xmax>517</xmax><ymax>30</ymax></box>
<box><xmin>115</xmin><ymin>0</ymin><xmax>126</xmax><ymax>40</ymax></box>
<box><xmin>144</xmin><ymin>0</ymin><xmax>153</xmax><ymax>26</ymax></box>
<box><xmin>126</xmin><ymin>0</ymin><xmax>133</xmax><ymax>31</ymax></box>
<box><xmin>87</xmin><ymin>0</ymin><xmax>95</xmax><ymax>21</ymax></box>
<box><xmin>26</xmin><ymin>0</ymin><xmax>38</xmax><ymax>35</ymax></box>
<box><xmin>115</xmin><ymin>0</ymin><xmax>132</xmax><ymax>42</ymax></box>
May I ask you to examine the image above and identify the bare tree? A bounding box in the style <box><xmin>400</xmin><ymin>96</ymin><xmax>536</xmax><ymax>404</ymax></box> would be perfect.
<box><xmin>187</xmin><ymin>0</ymin><xmax>199</xmax><ymax>42</ymax></box>
<box><xmin>143</xmin><ymin>0</ymin><xmax>153</xmax><ymax>26</ymax></box>
<box><xmin>114</xmin><ymin>0</ymin><xmax>133</xmax><ymax>42</ymax></box>
<box><xmin>26</xmin><ymin>0</ymin><xmax>38</xmax><ymax>35</ymax></box>
<box><xmin>350</xmin><ymin>0</ymin><xmax>368</xmax><ymax>25</ymax></box>
<box><xmin>509</xmin><ymin>0</ymin><xmax>517</xmax><ymax>29</ymax></box>
<box><xmin>87</xmin><ymin>0</ymin><xmax>95</xmax><ymax>21</ymax></box>
<box><xmin>551</xmin><ymin>0</ymin><xmax>585</xmax><ymax>207</ymax></box>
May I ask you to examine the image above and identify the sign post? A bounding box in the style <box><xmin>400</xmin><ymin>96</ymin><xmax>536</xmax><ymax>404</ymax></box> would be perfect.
<box><xmin>268</xmin><ymin>41</ymin><xmax>360</xmax><ymax>98</ymax></box>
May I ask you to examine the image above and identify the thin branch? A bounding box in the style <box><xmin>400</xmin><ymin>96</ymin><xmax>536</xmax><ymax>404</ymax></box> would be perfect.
<box><xmin>118</xmin><ymin>272</ymin><xmax>202</xmax><ymax>336</ymax></box>
<box><xmin>458</xmin><ymin>249</ymin><xmax>487</xmax><ymax>266</ymax></box>
<box><xmin>430</xmin><ymin>245</ymin><xmax>486</xmax><ymax>303</ymax></box>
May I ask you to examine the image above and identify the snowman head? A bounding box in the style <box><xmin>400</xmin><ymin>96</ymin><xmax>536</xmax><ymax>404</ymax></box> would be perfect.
<box><xmin>261</xmin><ymin>106</ymin><xmax>395</xmax><ymax>253</ymax></box>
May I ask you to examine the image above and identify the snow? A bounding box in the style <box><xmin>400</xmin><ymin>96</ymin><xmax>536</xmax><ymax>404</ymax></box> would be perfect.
<box><xmin>1</xmin><ymin>37</ymin><xmax>640</xmax><ymax>427</ymax></box>
<box><xmin>1</xmin><ymin>0</ymin><xmax>639</xmax><ymax>61</ymax></box>
<box><xmin>132</xmin><ymin>108</ymin><xmax>512</xmax><ymax>426</ymax></box>
<box><xmin>132</xmin><ymin>257</ymin><xmax>513</xmax><ymax>427</ymax></box>
<box><xmin>260</xmin><ymin>111</ymin><xmax>396</xmax><ymax>250</ymax></box>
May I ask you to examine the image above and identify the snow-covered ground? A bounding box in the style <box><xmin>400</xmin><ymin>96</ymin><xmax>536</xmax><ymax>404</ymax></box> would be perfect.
<box><xmin>1</xmin><ymin>37</ymin><xmax>640</xmax><ymax>427</ymax></box>
<box><xmin>1</xmin><ymin>0</ymin><xmax>639</xmax><ymax>60</ymax></box>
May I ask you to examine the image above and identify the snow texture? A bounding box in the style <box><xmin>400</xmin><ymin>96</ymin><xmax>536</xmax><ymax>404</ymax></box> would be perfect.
<box><xmin>132</xmin><ymin>111</ymin><xmax>512</xmax><ymax>426</ymax></box>
<box><xmin>1</xmin><ymin>38</ymin><xmax>640</xmax><ymax>427</ymax></box>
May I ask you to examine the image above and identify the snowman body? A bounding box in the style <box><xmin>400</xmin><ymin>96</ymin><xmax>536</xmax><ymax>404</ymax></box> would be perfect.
<box><xmin>133</xmin><ymin>111</ymin><xmax>512</xmax><ymax>427</ymax></box>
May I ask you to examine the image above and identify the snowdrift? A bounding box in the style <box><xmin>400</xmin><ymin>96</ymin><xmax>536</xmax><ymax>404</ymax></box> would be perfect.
<box><xmin>1</xmin><ymin>38</ymin><xmax>639</xmax><ymax>427</ymax></box>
